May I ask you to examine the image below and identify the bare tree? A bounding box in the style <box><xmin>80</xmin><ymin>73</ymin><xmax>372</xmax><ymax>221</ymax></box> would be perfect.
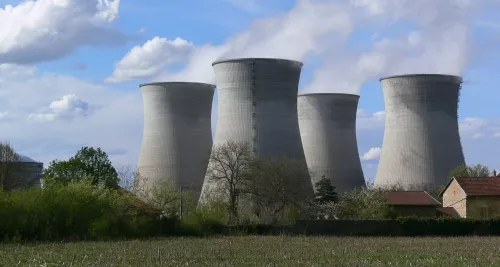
<box><xmin>248</xmin><ymin>157</ymin><xmax>313</xmax><ymax>223</ymax></box>
<box><xmin>205</xmin><ymin>141</ymin><xmax>254</xmax><ymax>222</ymax></box>
<box><xmin>116</xmin><ymin>164</ymin><xmax>138</xmax><ymax>191</ymax></box>
<box><xmin>132</xmin><ymin>173</ymin><xmax>189</xmax><ymax>218</ymax></box>
<box><xmin>0</xmin><ymin>142</ymin><xmax>31</xmax><ymax>191</ymax></box>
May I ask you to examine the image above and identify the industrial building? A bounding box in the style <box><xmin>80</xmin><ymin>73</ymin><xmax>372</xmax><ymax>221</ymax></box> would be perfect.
<box><xmin>298</xmin><ymin>93</ymin><xmax>365</xmax><ymax>193</ymax></box>
<box><xmin>374</xmin><ymin>74</ymin><xmax>465</xmax><ymax>190</ymax></box>
<box><xmin>199</xmin><ymin>58</ymin><xmax>314</xmax><ymax>203</ymax></box>
<box><xmin>1</xmin><ymin>154</ymin><xmax>43</xmax><ymax>190</ymax></box>
<box><xmin>137</xmin><ymin>82</ymin><xmax>215</xmax><ymax>201</ymax></box>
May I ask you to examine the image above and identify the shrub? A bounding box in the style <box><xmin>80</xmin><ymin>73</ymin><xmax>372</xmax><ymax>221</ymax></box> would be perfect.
<box><xmin>0</xmin><ymin>180</ymin><xmax>169</xmax><ymax>241</ymax></box>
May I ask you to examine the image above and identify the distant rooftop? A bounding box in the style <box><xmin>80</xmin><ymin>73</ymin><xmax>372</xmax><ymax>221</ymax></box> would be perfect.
<box><xmin>0</xmin><ymin>154</ymin><xmax>38</xmax><ymax>163</ymax></box>
<box><xmin>386</xmin><ymin>191</ymin><xmax>441</xmax><ymax>206</ymax></box>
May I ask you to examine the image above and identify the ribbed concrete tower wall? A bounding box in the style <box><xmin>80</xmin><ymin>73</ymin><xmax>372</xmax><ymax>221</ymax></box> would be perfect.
<box><xmin>374</xmin><ymin>74</ymin><xmax>465</xmax><ymax>190</ymax></box>
<box><xmin>298</xmin><ymin>93</ymin><xmax>365</xmax><ymax>193</ymax></box>
<box><xmin>137</xmin><ymin>82</ymin><xmax>215</xmax><ymax>200</ymax></box>
<box><xmin>199</xmin><ymin>58</ymin><xmax>313</xmax><ymax>203</ymax></box>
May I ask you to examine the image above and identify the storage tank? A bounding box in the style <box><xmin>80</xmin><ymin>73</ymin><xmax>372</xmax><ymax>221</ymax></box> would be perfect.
<box><xmin>298</xmin><ymin>93</ymin><xmax>365</xmax><ymax>193</ymax></box>
<box><xmin>199</xmin><ymin>58</ymin><xmax>313</xmax><ymax>203</ymax></box>
<box><xmin>374</xmin><ymin>74</ymin><xmax>465</xmax><ymax>190</ymax></box>
<box><xmin>137</xmin><ymin>82</ymin><xmax>215</xmax><ymax>200</ymax></box>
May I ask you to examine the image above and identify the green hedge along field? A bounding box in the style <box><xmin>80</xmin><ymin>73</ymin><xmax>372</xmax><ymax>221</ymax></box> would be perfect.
<box><xmin>1</xmin><ymin>236</ymin><xmax>499</xmax><ymax>266</ymax></box>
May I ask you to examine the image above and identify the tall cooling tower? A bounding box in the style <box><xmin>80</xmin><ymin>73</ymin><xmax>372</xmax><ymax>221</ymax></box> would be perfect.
<box><xmin>199</xmin><ymin>58</ymin><xmax>313</xmax><ymax>203</ymax></box>
<box><xmin>137</xmin><ymin>82</ymin><xmax>215</xmax><ymax>200</ymax></box>
<box><xmin>374</xmin><ymin>74</ymin><xmax>465</xmax><ymax>190</ymax></box>
<box><xmin>298</xmin><ymin>93</ymin><xmax>365</xmax><ymax>193</ymax></box>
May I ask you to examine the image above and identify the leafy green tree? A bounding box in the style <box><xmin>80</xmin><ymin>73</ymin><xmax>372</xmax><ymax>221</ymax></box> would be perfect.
<box><xmin>449</xmin><ymin>164</ymin><xmax>490</xmax><ymax>178</ymax></box>
<box><xmin>314</xmin><ymin>175</ymin><xmax>338</xmax><ymax>204</ymax></box>
<box><xmin>44</xmin><ymin>146</ymin><xmax>119</xmax><ymax>188</ymax></box>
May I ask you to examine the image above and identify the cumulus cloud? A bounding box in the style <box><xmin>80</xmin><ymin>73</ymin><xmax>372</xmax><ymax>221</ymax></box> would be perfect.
<box><xmin>0</xmin><ymin>0</ymin><xmax>127</xmax><ymax>64</ymax></box>
<box><xmin>29</xmin><ymin>94</ymin><xmax>90</xmax><ymax>122</ymax></box>
<box><xmin>362</xmin><ymin>147</ymin><xmax>381</xmax><ymax>161</ymax></box>
<box><xmin>356</xmin><ymin>109</ymin><xmax>385</xmax><ymax>130</ymax></box>
<box><xmin>0</xmin><ymin>64</ymin><xmax>143</xmax><ymax>167</ymax></box>
<box><xmin>106</xmin><ymin>37</ymin><xmax>195</xmax><ymax>83</ymax></box>
<box><xmin>109</xmin><ymin>0</ymin><xmax>500</xmax><ymax>94</ymax></box>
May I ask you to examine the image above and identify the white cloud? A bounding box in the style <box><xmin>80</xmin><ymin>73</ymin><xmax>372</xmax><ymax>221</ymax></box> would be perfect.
<box><xmin>459</xmin><ymin>117</ymin><xmax>490</xmax><ymax>139</ymax></box>
<box><xmin>106</xmin><ymin>37</ymin><xmax>195</xmax><ymax>83</ymax></box>
<box><xmin>0</xmin><ymin>64</ymin><xmax>143</xmax><ymax>168</ymax></box>
<box><xmin>361</xmin><ymin>147</ymin><xmax>381</xmax><ymax>161</ymax></box>
<box><xmin>28</xmin><ymin>94</ymin><xmax>90</xmax><ymax>122</ymax></box>
<box><xmin>109</xmin><ymin>0</ymin><xmax>500</xmax><ymax>94</ymax></box>
<box><xmin>113</xmin><ymin>0</ymin><xmax>355</xmax><ymax>84</ymax></box>
<box><xmin>0</xmin><ymin>0</ymin><xmax>126</xmax><ymax>64</ymax></box>
<box><xmin>356</xmin><ymin>109</ymin><xmax>385</xmax><ymax>130</ymax></box>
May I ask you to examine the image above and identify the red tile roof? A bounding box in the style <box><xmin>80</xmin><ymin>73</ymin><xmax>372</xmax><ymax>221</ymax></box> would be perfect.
<box><xmin>437</xmin><ymin>207</ymin><xmax>460</xmax><ymax>218</ymax></box>
<box><xmin>386</xmin><ymin>191</ymin><xmax>441</xmax><ymax>206</ymax></box>
<box><xmin>454</xmin><ymin>177</ymin><xmax>500</xmax><ymax>196</ymax></box>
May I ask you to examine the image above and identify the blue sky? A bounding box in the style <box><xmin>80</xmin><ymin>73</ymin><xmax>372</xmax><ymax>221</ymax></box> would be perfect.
<box><xmin>1</xmin><ymin>0</ymin><xmax>500</xmax><ymax>182</ymax></box>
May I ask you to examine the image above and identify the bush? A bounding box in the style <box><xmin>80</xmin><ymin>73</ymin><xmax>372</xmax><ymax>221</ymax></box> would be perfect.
<box><xmin>0</xmin><ymin>180</ymin><xmax>172</xmax><ymax>241</ymax></box>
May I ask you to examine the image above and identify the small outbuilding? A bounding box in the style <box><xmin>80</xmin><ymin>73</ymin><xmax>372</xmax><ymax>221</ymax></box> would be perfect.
<box><xmin>440</xmin><ymin>177</ymin><xmax>500</xmax><ymax>219</ymax></box>
<box><xmin>386</xmin><ymin>191</ymin><xmax>442</xmax><ymax>217</ymax></box>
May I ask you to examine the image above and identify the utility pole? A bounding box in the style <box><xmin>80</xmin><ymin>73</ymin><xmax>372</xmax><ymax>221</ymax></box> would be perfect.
<box><xmin>179</xmin><ymin>185</ymin><xmax>183</xmax><ymax>219</ymax></box>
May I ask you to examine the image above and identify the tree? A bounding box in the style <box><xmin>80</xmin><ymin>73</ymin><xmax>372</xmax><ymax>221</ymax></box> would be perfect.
<box><xmin>43</xmin><ymin>146</ymin><xmax>119</xmax><ymax>188</ymax></box>
<box><xmin>335</xmin><ymin>187</ymin><xmax>392</xmax><ymax>219</ymax></box>
<box><xmin>204</xmin><ymin>141</ymin><xmax>254</xmax><ymax>222</ymax></box>
<box><xmin>133</xmin><ymin>176</ymin><xmax>188</xmax><ymax>218</ymax></box>
<box><xmin>0</xmin><ymin>142</ymin><xmax>34</xmax><ymax>191</ymax></box>
<box><xmin>248</xmin><ymin>157</ymin><xmax>313</xmax><ymax>223</ymax></box>
<box><xmin>449</xmin><ymin>163</ymin><xmax>490</xmax><ymax>178</ymax></box>
<box><xmin>116</xmin><ymin>164</ymin><xmax>138</xmax><ymax>191</ymax></box>
<box><xmin>314</xmin><ymin>175</ymin><xmax>338</xmax><ymax>204</ymax></box>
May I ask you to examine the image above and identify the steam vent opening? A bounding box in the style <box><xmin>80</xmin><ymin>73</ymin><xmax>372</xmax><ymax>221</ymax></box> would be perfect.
<box><xmin>374</xmin><ymin>74</ymin><xmax>465</xmax><ymax>191</ymax></box>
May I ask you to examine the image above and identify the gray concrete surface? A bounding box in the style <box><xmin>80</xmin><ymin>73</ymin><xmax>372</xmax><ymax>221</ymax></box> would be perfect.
<box><xmin>374</xmin><ymin>74</ymin><xmax>465</xmax><ymax>190</ymax></box>
<box><xmin>298</xmin><ymin>93</ymin><xmax>366</xmax><ymax>193</ymax></box>
<box><xmin>199</xmin><ymin>58</ymin><xmax>313</xmax><ymax>204</ymax></box>
<box><xmin>137</xmin><ymin>82</ymin><xmax>215</xmax><ymax>200</ymax></box>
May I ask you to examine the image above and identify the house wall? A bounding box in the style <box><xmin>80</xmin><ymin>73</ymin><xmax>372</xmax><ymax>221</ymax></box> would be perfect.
<box><xmin>466</xmin><ymin>196</ymin><xmax>500</xmax><ymax>219</ymax></box>
<box><xmin>391</xmin><ymin>205</ymin><xmax>438</xmax><ymax>217</ymax></box>
<box><xmin>442</xmin><ymin>179</ymin><xmax>467</xmax><ymax>218</ymax></box>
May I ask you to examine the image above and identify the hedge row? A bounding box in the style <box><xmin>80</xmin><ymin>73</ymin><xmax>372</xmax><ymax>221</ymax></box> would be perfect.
<box><xmin>291</xmin><ymin>218</ymin><xmax>500</xmax><ymax>236</ymax></box>
<box><xmin>0</xmin><ymin>182</ymin><xmax>224</xmax><ymax>242</ymax></box>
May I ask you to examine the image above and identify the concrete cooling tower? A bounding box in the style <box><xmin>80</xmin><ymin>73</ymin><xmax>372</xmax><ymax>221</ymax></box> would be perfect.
<box><xmin>137</xmin><ymin>82</ymin><xmax>215</xmax><ymax>200</ymax></box>
<box><xmin>199</xmin><ymin>58</ymin><xmax>313</xmax><ymax>203</ymax></box>
<box><xmin>298</xmin><ymin>93</ymin><xmax>365</xmax><ymax>194</ymax></box>
<box><xmin>374</xmin><ymin>74</ymin><xmax>465</xmax><ymax>190</ymax></box>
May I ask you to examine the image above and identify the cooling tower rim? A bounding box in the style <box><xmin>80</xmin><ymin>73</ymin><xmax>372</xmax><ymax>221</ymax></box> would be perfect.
<box><xmin>298</xmin><ymin>92</ymin><xmax>360</xmax><ymax>98</ymax></box>
<box><xmin>139</xmin><ymin>82</ymin><xmax>216</xmax><ymax>89</ymax></box>
<box><xmin>212</xmin><ymin>57</ymin><xmax>303</xmax><ymax>67</ymax></box>
<box><xmin>380</xmin><ymin>74</ymin><xmax>463</xmax><ymax>82</ymax></box>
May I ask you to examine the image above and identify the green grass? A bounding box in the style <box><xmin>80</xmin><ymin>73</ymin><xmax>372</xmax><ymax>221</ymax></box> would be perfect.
<box><xmin>1</xmin><ymin>236</ymin><xmax>500</xmax><ymax>266</ymax></box>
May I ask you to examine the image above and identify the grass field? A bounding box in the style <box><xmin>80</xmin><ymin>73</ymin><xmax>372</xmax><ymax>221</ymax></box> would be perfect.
<box><xmin>1</xmin><ymin>236</ymin><xmax>499</xmax><ymax>266</ymax></box>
